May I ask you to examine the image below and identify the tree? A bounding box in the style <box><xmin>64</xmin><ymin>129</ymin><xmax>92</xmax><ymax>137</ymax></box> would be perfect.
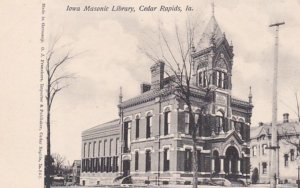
<box><xmin>141</xmin><ymin>20</ymin><xmax>215</xmax><ymax>188</ymax></box>
<box><xmin>45</xmin><ymin>37</ymin><xmax>75</xmax><ymax>188</ymax></box>
<box><xmin>52</xmin><ymin>153</ymin><xmax>66</xmax><ymax>175</ymax></box>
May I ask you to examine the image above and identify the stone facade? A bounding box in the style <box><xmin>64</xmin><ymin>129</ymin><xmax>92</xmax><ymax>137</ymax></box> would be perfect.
<box><xmin>250</xmin><ymin>114</ymin><xmax>300</xmax><ymax>184</ymax></box>
<box><xmin>80</xmin><ymin>13</ymin><xmax>253</xmax><ymax>186</ymax></box>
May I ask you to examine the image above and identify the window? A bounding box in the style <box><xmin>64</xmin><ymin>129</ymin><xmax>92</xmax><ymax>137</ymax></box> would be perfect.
<box><xmin>184</xmin><ymin>149</ymin><xmax>192</xmax><ymax>171</ymax></box>
<box><xmin>93</xmin><ymin>141</ymin><xmax>96</xmax><ymax>157</ymax></box>
<box><xmin>146</xmin><ymin>115</ymin><xmax>152</xmax><ymax>139</ymax></box>
<box><xmin>103</xmin><ymin>140</ymin><xmax>106</xmax><ymax>156</ymax></box>
<box><xmin>262</xmin><ymin>162</ymin><xmax>267</xmax><ymax>174</ymax></box>
<box><xmin>284</xmin><ymin>154</ymin><xmax>289</xmax><ymax>167</ymax></box>
<box><xmin>135</xmin><ymin>117</ymin><xmax>140</xmax><ymax>139</ymax></box>
<box><xmin>115</xmin><ymin>138</ymin><xmax>119</xmax><ymax>155</ymax></box>
<box><xmin>253</xmin><ymin>146</ymin><xmax>257</xmax><ymax>156</ymax></box>
<box><xmin>83</xmin><ymin>143</ymin><xmax>86</xmax><ymax>158</ymax></box>
<box><xmin>98</xmin><ymin>141</ymin><xmax>101</xmax><ymax>157</ymax></box>
<box><xmin>135</xmin><ymin>151</ymin><xmax>139</xmax><ymax>171</ymax></box>
<box><xmin>216</xmin><ymin>111</ymin><xmax>224</xmax><ymax>134</ymax></box>
<box><xmin>163</xmin><ymin>148</ymin><xmax>170</xmax><ymax>171</ymax></box>
<box><xmin>197</xmin><ymin>150</ymin><xmax>201</xmax><ymax>172</ymax></box>
<box><xmin>124</xmin><ymin>121</ymin><xmax>131</xmax><ymax>152</ymax></box>
<box><xmin>145</xmin><ymin>150</ymin><xmax>151</xmax><ymax>172</ymax></box>
<box><xmin>185</xmin><ymin>112</ymin><xmax>190</xmax><ymax>134</ymax></box>
<box><xmin>291</xmin><ymin>149</ymin><xmax>295</xmax><ymax>161</ymax></box>
<box><xmin>262</xmin><ymin>144</ymin><xmax>267</xmax><ymax>155</ymax></box>
<box><xmin>88</xmin><ymin>142</ymin><xmax>91</xmax><ymax>158</ymax></box>
<box><xmin>109</xmin><ymin>139</ymin><xmax>113</xmax><ymax>156</ymax></box>
<box><xmin>215</xmin><ymin>70</ymin><xmax>227</xmax><ymax>89</ymax></box>
<box><xmin>164</xmin><ymin>111</ymin><xmax>171</xmax><ymax>135</ymax></box>
<box><xmin>198</xmin><ymin>71</ymin><xmax>202</xmax><ymax>85</ymax></box>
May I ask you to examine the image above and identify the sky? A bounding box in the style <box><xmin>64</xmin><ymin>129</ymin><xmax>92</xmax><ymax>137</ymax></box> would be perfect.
<box><xmin>45</xmin><ymin>0</ymin><xmax>300</xmax><ymax>164</ymax></box>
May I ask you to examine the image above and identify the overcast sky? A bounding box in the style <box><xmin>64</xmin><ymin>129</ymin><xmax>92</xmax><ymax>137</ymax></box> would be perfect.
<box><xmin>46</xmin><ymin>0</ymin><xmax>300</xmax><ymax>163</ymax></box>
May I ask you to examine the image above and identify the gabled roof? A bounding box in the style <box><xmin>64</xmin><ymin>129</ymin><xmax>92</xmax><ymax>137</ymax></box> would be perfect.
<box><xmin>197</xmin><ymin>16</ymin><xmax>224</xmax><ymax>50</ymax></box>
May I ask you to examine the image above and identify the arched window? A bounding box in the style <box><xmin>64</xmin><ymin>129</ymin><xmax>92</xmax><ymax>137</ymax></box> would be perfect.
<box><xmin>124</xmin><ymin>121</ymin><xmax>131</xmax><ymax>152</ymax></box>
<box><xmin>197</xmin><ymin>69</ymin><xmax>208</xmax><ymax>87</ymax></box>
<box><xmin>164</xmin><ymin>108</ymin><xmax>171</xmax><ymax>135</ymax></box>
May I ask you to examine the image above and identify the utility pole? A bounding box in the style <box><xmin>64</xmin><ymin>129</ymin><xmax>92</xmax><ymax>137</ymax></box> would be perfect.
<box><xmin>269</xmin><ymin>21</ymin><xmax>285</xmax><ymax>188</ymax></box>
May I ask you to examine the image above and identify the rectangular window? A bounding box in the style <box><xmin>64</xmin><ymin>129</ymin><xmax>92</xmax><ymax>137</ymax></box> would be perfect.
<box><xmin>135</xmin><ymin>151</ymin><xmax>139</xmax><ymax>171</ymax></box>
<box><xmin>164</xmin><ymin>111</ymin><xmax>171</xmax><ymax>135</ymax></box>
<box><xmin>124</xmin><ymin>122</ymin><xmax>131</xmax><ymax>152</ymax></box>
<box><xmin>262</xmin><ymin>162</ymin><xmax>267</xmax><ymax>174</ymax></box>
<box><xmin>104</xmin><ymin>140</ymin><xmax>106</xmax><ymax>156</ymax></box>
<box><xmin>83</xmin><ymin>143</ymin><xmax>86</xmax><ymax>158</ymax></box>
<box><xmin>116</xmin><ymin>138</ymin><xmax>119</xmax><ymax>155</ymax></box>
<box><xmin>184</xmin><ymin>149</ymin><xmax>192</xmax><ymax>172</ymax></box>
<box><xmin>197</xmin><ymin>150</ymin><xmax>201</xmax><ymax>172</ymax></box>
<box><xmin>262</xmin><ymin>144</ymin><xmax>267</xmax><ymax>155</ymax></box>
<box><xmin>291</xmin><ymin>149</ymin><xmax>295</xmax><ymax>161</ymax></box>
<box><xmin>136</xmin><ymin>118</ymin><xmax>140</xmax><ymax>139</ymax></box>
<box><xmin>93</xmin><ymin>141</ymin><xmax>96</xmax><ymax>157</ymax></box>
<box><xmin>145</xmin><ymin>150</ymin><xmax>151</xmax><ymax>172</ymax></box>
<box><xmin>284</xmin><ymin>154</ymin><xmax>289</xmax><ymax>167</ymax></box>
<box><xmin>98</xmin><ymin>141</ymin><xmax>101</xmax><ymax>157</ymax></box>
<box><xmin>146</xmin><ymin>116</ymin><xmax>152</xmax><ymax>139</ymax></box>
<box><xmin>109</xmin><ymin>139</ymin><xmax>113</xmax><ymax>156</ymax></box>
<box><xmin>163</xmin><ymin>148</ymin><xmax>170</xmax><ymax>171</ymax></box>
<box><xmin>198</xmin><ymin>72</ymin><xmax>202</xmax><ymax>86</ymax></box>
<box><xmin>88</xmin><ymin>142</ymin><xmax>91</xmax><ymax>158</ymax></box>
<box><xmin>203</xmin><ymin>71</ymin><xmax>207</xmax><ymax>87</ymax></box>
<box><xmin>252</xmin><ymin>146</ymin><xmax>257</xmax><ymax>156</ymax></box>
<box><xmin>185</xmin><ymin>112</ymin><xmax>190</xmax><ymax>134</ymax></box>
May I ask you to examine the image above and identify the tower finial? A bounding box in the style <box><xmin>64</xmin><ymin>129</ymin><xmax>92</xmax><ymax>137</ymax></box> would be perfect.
<box><xmin>211</xmin><ymin>0</ymin><xmax>215</xmax><ymax>17</ymax></box>
<box><xmin>249</xmin><ymin>86</ymin><xmax>253</xmax><ymax>104</ymax></box>
<box><xmin>119</xmin><ymin>86</ymin><xmax>123</xmax><ymax>104</ymax></box>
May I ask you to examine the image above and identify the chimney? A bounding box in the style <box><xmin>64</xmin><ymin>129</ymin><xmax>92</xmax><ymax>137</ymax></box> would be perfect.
<box><xmin>140</xmin><ymin>83</ymin><xmax>151</xmax><ymax>93</ymax></box>
<box><xmin>283</xmin><ymin>113</ymin><xmax>289</xmax><ymax>123</ymax></box>
<box><xmin>150</xmin><ymin>61</ymin><xmax>165</xmax><ymax>90</ymax></box>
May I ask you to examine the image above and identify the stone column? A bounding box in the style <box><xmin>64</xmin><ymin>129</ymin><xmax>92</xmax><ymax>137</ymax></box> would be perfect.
<box><xmin>237</xmin><ymin>159</ymin><xmax>241</xmax><ymax>175</ymax></box>
<box><xmin>211</xmin><ymin>158</ymin><xmax>215</xmax><ymax>173</ymax></box>
<box><xmin>220</xmin><ymin>158</ymin><xmax>225</xmax><ymax>174</ymax></box>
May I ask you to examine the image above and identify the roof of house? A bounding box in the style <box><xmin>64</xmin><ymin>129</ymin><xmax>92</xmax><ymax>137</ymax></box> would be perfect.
<box><xmin>82</xmin><ymin>118</ymin><xmax>119</xmax><ymax>135</ymax></box>
<box><xmin>250</xmin><ymin>120</ymin><xmax>300</xmax><ymax>139</ymax></box>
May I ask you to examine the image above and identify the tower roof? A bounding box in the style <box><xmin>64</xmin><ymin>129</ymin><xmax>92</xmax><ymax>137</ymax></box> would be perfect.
<box><xmin>197</xmin><ymin>16</ymin><xmax>224</xmax><ymax>50</ymax></box>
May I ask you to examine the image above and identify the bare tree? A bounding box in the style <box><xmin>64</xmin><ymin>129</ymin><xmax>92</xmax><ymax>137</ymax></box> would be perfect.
<box><xmin>52</xmin><ymin>153</ymin><xmax>66</xmax><ymax>174</ymax></box>
<box><xmin>45</xmin><ymin>37</ymin><xmax>76</xmax><ymax>188</ymax></box>
<box><xmin>141</xmin><ymin>20</ymin><xmax>215</xmax><ymax>188</ymax></box>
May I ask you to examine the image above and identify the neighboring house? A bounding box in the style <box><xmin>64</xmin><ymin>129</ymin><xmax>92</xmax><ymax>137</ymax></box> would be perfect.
<box><xmin>250</xmin><ymin>113</ymin><xmax>300</xmax><ymax>184</ymax></box>
<box><xmin>72</xmin><ymin>160</ymin><xmax>81</xmax><ymax>184</ymax></box>
<box><xmin>80</xmin><ymin>12</ymin><xmax>253</xmax><ymax>186</ymax></box>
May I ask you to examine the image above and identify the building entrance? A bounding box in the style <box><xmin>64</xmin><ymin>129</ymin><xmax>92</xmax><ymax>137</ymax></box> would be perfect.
<box><xmin>123</xmin><ymin>160</ymin><xmax>130</xmax><ymax>176</ymax></box>
<box><xmin>224</xmin><ymin>146</ymin><xmax>240</xmax><ymax>179</ymax></box>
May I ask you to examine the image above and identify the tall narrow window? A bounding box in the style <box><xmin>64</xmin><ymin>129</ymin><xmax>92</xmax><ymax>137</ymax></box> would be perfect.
<box><xmin>115</xmin><ymin>138</ymin><xmax>119</xmax><ymax>155</ymax></box>
<box><xmin>203</xmin><ymin>71</ymin><xmax>207</xmax><ymax>87</ymax></box>
<box><xmin>109</xmin><ymin>139</ymin><xmax>113</xmax><ymax>156</ymax></box>
<box><xmin>103</xmin><ymin>140</ymin><xmax>106</xmax><ymax>156</ymax></box>
<box><xmin>262</xmin><ymin>162</ymin><xmax>267</xmax><ymax>174</ymax></box>
<box><xmin>291</xmin><ymin>149</ymin><xmax>295</xmax><ymax>161</ymax></box>
<box><xmin>135</xmin><ymin>117</ymin><xmax>140</xmax><ymax>139</ymax></box>
<box><xmin>198</xmin><ymin>71</ymin><xmax>202</xmax><ymax>86</ymax></box>
<box><xmin>197</xmin><ymin>150</ymin><xmax>201</xmax><ymax>172</ymax></box>
<box><xmin>146</xmin><ymin>115</ymin><xmax>152</xmax><ymax>139</ymax></box>
<box><xmin>124</xmin><ymin>122</ymin><xmax>131</xmax><ymax>152</ymax></box>
<box><xmin>184</xmin><ymin>149</ymin><xmax>192</xmax><ymax>171</ymax></box>
<box><xmin>83</xmin><ymin>143</ymin><xmax>86</xmax><ymax>158</ymax></box>
<box><xmin>185</xmin><ymin>112</ymin><xmax>190</xmax><ymax>135</ymax></box>
<box><xmin>135</xmin><ymin>151</ymin><xmax>139</xmax><ymax>171</ymax></box>
<box><xmin>284</xmin><ymin>154</ymin><xmax>289</xmax><ymax>167</ymax></box>
<box><xmin>145</xmin><ymin>150</ymin><xmax>151</xmax><ymax>172</ymax></box>
<box><xmin>93</xmin><ymin>141</ymin><xmax>96</xmax><ymax>157</ymax></box>
<box><xmin>88</xmin><ymin>142</ymin><xmax>91</xmax><ymax>158</ymax></box>
<box><xmin>98</xmin><ymin>141</ymin><xmax>101</xmax><ymax>157</ymax></box>
<box><xmin>163</xmin><ymin>148</ymin><xmax>170</xmax><ymax>171</ymax></box>
<box><xmin>253</xmin><ymin>146</ymin><xmax>257</xmax><ymax>156</ymax></box>
<box><xmin>262</xmin><ymin>144</ymin><xmax>267</xmax><ymax>155</ymax></box>
<box><xmin>164</xmin><ymin>111</ymin><xmax>171</xmax><ymax>135</ymax></box>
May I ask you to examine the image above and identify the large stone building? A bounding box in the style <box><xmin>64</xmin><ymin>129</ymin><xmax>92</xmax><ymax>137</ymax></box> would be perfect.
<box><xmin>250</xmin><ymin>113</ymin><xmax>300</xmax><ymax>184</ymax></box>
<box><xmin>80</xmin><ymin>13</ymin><xmax>253</xmax><ymax>186</ymax></box>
